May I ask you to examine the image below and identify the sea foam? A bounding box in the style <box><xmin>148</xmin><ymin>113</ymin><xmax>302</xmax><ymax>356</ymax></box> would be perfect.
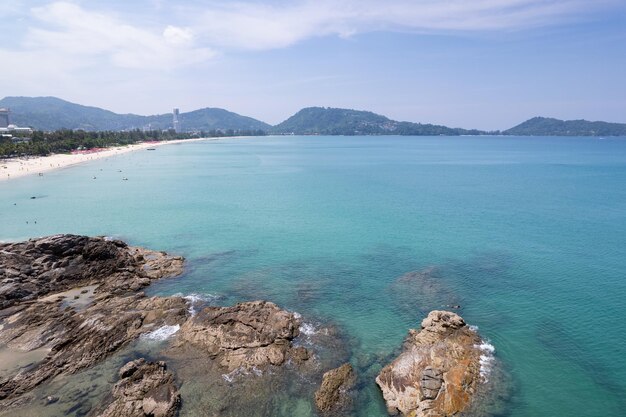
<box><xmin>469</xmin><ymin>325</ymin><xmax>496</xmax><ymax>381</ymax></box>
<box><xmin>173</xmin><ymin>292</ymin><xmax>221</xmax><ymax>315</ymax></box>
<box><xmin>476</xmin><ymin>340</ymin><xmax>496</xmax><ymax>382</ymax></box>
<box><xmin>221</xmin><ymin>366</ymin><xmax>263</xmax><ymax>383</ymax></box>
<box><xmin>141</xmin><ymin>324</ymin><xmax>180</xmax><ymax>341</ymax></box>
<box><xmin>300</xmin><ymin>322</ymin><xmax>317</xmax><ymax>336</ymax></box>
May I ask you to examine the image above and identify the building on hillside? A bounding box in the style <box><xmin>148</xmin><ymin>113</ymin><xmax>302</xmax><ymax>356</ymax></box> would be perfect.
<box><xmin>173</xmin><ymin>108</ymin><xmax>181</xmax><ymax>133</ymax></box>
<box><xmin>0</xmin><ymin>125</ymin><xmax>33</xmax><ymax>133</ymax></box>
<box><xmin>0</xmin><ymin>108</ymin><xmax>10</xmax><ymax>128</ymax></box>
<box><xmin>0</xmin><ymin>108</ymin><xmax>33</xmax><ymax>134</ymax></box>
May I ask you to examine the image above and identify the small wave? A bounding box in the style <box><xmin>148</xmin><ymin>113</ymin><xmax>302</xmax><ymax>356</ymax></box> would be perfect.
<box><xmin>221</xmin><ymin>366</ymin><xmax>263</xmax><ymax>383</ymax></box>
<box><xmin>476</xmin><ymin>340</ymin><xmax>496</xmax><ymax>382</ymax></box>
<box><xmin>173</xmin><ymin>292</ymin><xmax>221</xmax><ymax>316</ymax></box>
<box><xmin>172</xmin><ymin>292</ymin><xmax>221</xmax><ymax>303</ymax></box>
<box><xmin>300</xmin><ymin>322</ymin><xmax>317</xmax><ymax>336</ymax></box>
<box><xmin>141</xmin><ymin>324</ymin><xmax>180</xmax><ymax>341</ymax></box>
<box><xmin>468</xmin><ymin>325</ymin><xmax>479</xmax><ymax>332</ymax></box>
<box><xmin>292</xmin><ymin>311</ymin><xmax>317</xmax><ymax>336</ymax></box>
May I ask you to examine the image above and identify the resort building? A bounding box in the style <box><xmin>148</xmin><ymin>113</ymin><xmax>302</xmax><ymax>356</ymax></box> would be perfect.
<box><xmin>0</xmin><ymin>108</ymin><xmax>10</xmax><ymax>128</ymax></box>
<box><xmin>173</xmin><ymin>108</ymin><xmax>181</xmax><ymax>133</ymax></box>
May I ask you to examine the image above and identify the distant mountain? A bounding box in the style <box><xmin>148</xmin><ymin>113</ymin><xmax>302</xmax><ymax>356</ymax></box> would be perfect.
<box><xmin>179</xmin><ymin>108</ymin><xmax>270</xmax><ymax>132</ymax></box>
<box><xmin>0</xmin><ymin>96</ymin><xmax>143</xmax><ymax>131</ymax></box>
<box><xmin>0</xmin><ymin>96</ymin><xmax>270</xmax><ymax>132</ymax></box>
<box><xmin>504</xmin><ymin>117</ymin><xmax>626</xmax><ymax>136</ymax></box>
<box><xmin>272</xmin><ymin>107</ymin><xmax>485</xmax><ymax>136</ymax></box>
<box><xmin>4</xmin><ymin>97</ymin><xmax>625</xmax><ymax>137</ymax></box>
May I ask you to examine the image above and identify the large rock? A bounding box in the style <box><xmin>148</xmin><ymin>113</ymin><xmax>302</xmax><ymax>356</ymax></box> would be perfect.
<box><xmin>175</xmin><ymin>301</ymin><xmax>305</xmax><ymax>371</ymax></box>
<box><xmin>376</xmin><ymin>311</ymin><xmax>484</xmax><ymax>417</ymax></box>
<box><xmin>315</xmin><ymin>363</ymin><xmax>356</xmax><ymax>416</ymax></box>
<box><xmin>0</xmin><ymin>235</ymin><xmax>188</xmax><ymax>403</ymax></box>
<box><xmin>94</xmin><ymin>358</ymin><xmax>180</xmax><ymax>417</ymax></box>
<box><xmin>0</xmin><ymin>294</ymin><xmax>189</xmax><ymax>401</ymax></box>
<box><xmin>0</xmin><ymin>234</ymin><xmax>184</xmax><ymax>309</ymax></box>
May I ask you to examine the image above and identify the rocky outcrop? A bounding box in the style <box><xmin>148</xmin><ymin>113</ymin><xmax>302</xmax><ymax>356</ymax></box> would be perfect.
<box><xmin>0</xmin><ymin>234</ymin><xmax>184</xmax><ymax>309</ymax></box>
<box><xmin>315</xmin><ymin>363</ymin><xmax>356</xmax><ymax>416</ymax></box>
<box><xmin>94</xmin><ymin>359</ymin><xmax>180</xmax><ymax>417</ymax></box>
<box><xmin>0</xmin><ymin>235</ymin><xmax>188</xmax><ymax>403</ymax></box>
<box><xmin>0</xmin><ymin>294</ymin><xmax>189</xmax><ymax>400</ymax></box>
<box><xmin>174</xmin><ymin>301</ymin><xmax>305</xmax><ymax>371</ymax></box>
<box><xmin>376</xmin><ymin>311</ymin><xmax>484</xmax><ymax>417</ymax></box>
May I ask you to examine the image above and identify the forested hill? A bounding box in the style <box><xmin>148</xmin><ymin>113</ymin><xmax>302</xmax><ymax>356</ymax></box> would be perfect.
<box><xmin>0</xmin><ymin>97</ymin><xmax>270</xmax><ymax>132</ymax></box>
<box><xmin>272</xmin><ymin>107</ymin><xmax>485</xmax><ymax>136</ymax></box>
<box><xmin>4</xmin><ymin>97</ymin><xmax>625</xmax><ymax>136</ymax></box>
<box><xmin>504</xmin><ymin>117</ymin><xmax>626</xmax><ymax>136</ymax></box>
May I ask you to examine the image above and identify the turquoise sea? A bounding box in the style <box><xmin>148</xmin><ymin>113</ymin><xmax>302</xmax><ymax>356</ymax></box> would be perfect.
<box><xmin>1</xmin><ymin>135</ymin><xmax>626</xmax><ymax>416</ymax></box>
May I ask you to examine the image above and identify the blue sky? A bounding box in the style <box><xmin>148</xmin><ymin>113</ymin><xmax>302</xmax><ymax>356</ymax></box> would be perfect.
<box><xmin>1</xmin><ymin>0</ymin><xmax>625</xmax><ymax>130</ymax></box>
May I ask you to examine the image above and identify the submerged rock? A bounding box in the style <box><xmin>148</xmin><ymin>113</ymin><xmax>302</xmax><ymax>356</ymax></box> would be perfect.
<box><xmin>174</xmin><ymin>300</ymin><xmax>305</xmax><ymax>371</ymax></box>
<box><xmin>376</xmin><ymin>311</ymin><xmax>485</xmax><ymax>417</ymax></box>
<box><xmin>389</xmin><ymin>267</ymin><xmax>461</xmax><ymax>316</ymax></box>
<box><xmin>94</xmin><ymin>358</ymin><xmax>180</xmax><ymax>417</ymax></box>
<box><xmin>315</xmin><ymin>363</ymin><xmax>356</xmax><ymax>416</ymax></box>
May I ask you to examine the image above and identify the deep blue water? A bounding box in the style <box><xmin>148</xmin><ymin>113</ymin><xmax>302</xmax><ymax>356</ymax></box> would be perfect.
<box><xmin>1</xmin><ymin>136</ymin><xmax>626</xmax><ymax>416</ymax></box>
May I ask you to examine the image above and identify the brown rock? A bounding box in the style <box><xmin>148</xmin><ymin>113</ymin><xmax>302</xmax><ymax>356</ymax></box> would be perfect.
<box><xmin>375</xmin><ymin>311</ymin><xmax>484</xmax><ymax>417</ymax></box>
<box><xmin>0</xmin><ymin>294</ymin><xmax>189</xmax><ymax>401</ymax></box>
<box><xmin>0</xmin><ymin>235</ymin><xmax>188</xmax><ymax>403</ymax></box>
<box><xmin>0</xmin><ymin>235</ymin><xmax>184</xmax><ymax>309</ymax></box>
<box><xmin>315</xmin><ymin>363</ymin><xmax>356</xmax><ymax>416</ymax></box>
<box><xmin>290</xmin><ymin>346</ymin><xmax>310</xmax><ymax>364</ymax></box>
<box><xmin>175</xmin><ymin>300</ymin><xmax>305</xmax><ymax>371</ymax></box>
<box><xmin>94</xmin><ymin>358</ymin><xmax>180</xmax><ymax>417</ymax></box>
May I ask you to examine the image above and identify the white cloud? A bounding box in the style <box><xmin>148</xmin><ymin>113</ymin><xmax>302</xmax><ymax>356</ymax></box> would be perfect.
<box><xmin>192</xmin><ymin>0</ymin><xmax>615</xmax><ymax>50</ymax></box>
<box><xmin>22</xmin><ymin>2</ymin><xmax>215</xmax><ymax>70</ymax></box>
<box><xmin>163</xmin><ymin>25</ymin><xmax>194</xmax><ymax>47</ymax></box>
<box><xmin>2</xmin><ymin>0</ymin><xmax>616</xmax><ymax>71</ymax></box>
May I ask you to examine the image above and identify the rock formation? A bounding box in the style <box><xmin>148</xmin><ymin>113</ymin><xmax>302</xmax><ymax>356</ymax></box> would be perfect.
<box><xmin>376</xmin><ymin>311</ymin><xmax>484</xmax><ymax>417</ymax></box>
<box><xmin>174</xmin><ymin>300</ymin><xmax>306</xmax><ymax>371</ymax></box>
<box><xmin>0</xmin><ymin>234</ymin><xmax>367</xmax><ymax>416</ymax></box>
<box><xmin>94</xmin><ymin>358</ymin><xmax>180</xmax><ymax>417</ymax></box>
<box><xmin>315</xmin><ymin>363</ymin><xmax>356</xmax><ymax>416</ymax></box>
<box><xmin>0</xmin><ymin>234</ymin><xmax>184</xmax><ymax>308</ymax></box>
<box><xmin>0</xmin><ymin>235</ymin><xmax>188</xmax><ymax>402</ymax></box>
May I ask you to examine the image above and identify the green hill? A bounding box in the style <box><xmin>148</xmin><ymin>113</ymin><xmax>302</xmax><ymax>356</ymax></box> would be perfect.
<box><xmin>504</xmin><ymin>117</ymin><xmax>626</xmax><ymax>136</ymax></box>
<box><xmin>178</xmin><ymin>108</ymin><xmax>269</xmax><ymax>131</ymax></box>
<box><xmin>272</xmin><ymin>107</ymin><xmax>484</xmax><ymax>136</ymax></box>
<box><xmin>4</xmin><ymin>97</ymin><xmax>625</xmax><ymax>137</ymax></box>
<box><xmin>0</xmin><ymin>97</ymin><xmax>270</xmax><ymax>132</ymax></box>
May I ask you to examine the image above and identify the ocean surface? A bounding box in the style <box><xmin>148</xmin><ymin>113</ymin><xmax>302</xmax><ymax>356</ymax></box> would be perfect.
<box><xmin>1</xmin><ymin>135</ymin><xmax>626</xmax><ymax>416</ymax></box>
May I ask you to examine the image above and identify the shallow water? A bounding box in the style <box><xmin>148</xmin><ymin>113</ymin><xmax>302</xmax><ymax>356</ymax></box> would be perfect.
<box><xmin>1</xmin><ymin>135</ymin><xmax>626</xmax><ymax>416</ymax></box>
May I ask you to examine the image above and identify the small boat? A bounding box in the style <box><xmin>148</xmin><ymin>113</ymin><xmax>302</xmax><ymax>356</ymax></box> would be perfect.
<box><xmin>122</xmin><ymin>177</ymin><xmax>128</xmax><ymax>181</ymax></box>
<box><xmin>146</xmin><ymin>148</ymin><xmax>156</xmax><ymax>151</ymax></box>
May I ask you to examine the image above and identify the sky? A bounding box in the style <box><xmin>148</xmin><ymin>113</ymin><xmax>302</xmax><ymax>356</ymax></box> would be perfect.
<box><xmin>1</xmin><ymin>0</ymin><xmax>625</xmax><ymax>130</ymax></box>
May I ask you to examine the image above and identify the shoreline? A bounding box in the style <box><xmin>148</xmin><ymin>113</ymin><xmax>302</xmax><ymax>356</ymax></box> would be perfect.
<box><xmin>0</xmin><ymin>137</ymin><xmax>222</xmax><ymax>182</ymax></box>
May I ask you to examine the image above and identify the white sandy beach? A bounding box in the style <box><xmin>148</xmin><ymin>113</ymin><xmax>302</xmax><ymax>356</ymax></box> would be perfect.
<box><xmin>0</xmin><ymin>137</ymin><xmax>216</xmax><ymax>182</ymax></box>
